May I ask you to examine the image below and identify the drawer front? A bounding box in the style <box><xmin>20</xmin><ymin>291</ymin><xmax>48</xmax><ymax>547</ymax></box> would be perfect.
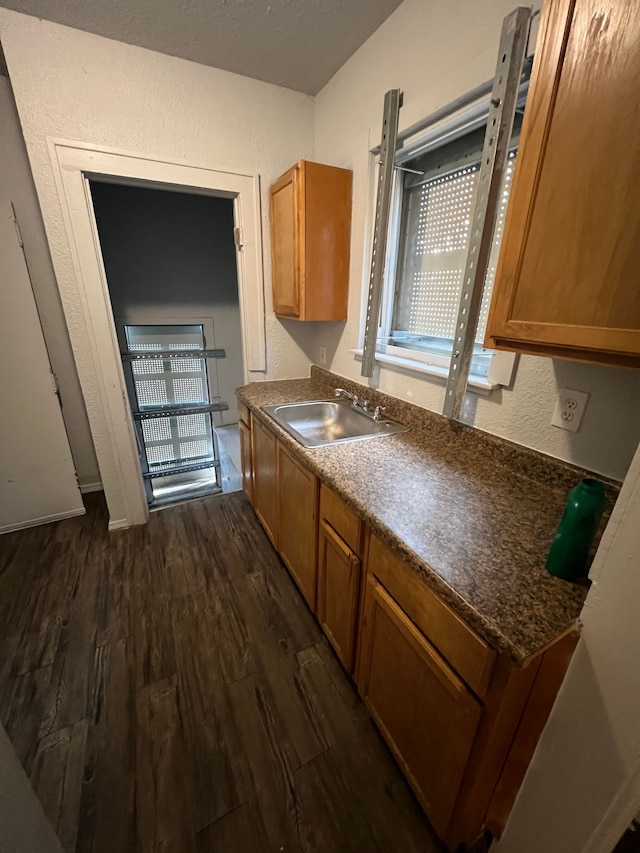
<box><xmin>367</xmin><ymin>534</ymin><xmax>495</xmax><ymax>697</ymax></box>
<box><xmin>319</xmin><ymin>484</ymin><xmax>362</xmax><ymax>556</ymax></box>
<box><xmin>237</xmin><ymin>401</ymin><xmax>250</xmax><ymax>427</ymax></box>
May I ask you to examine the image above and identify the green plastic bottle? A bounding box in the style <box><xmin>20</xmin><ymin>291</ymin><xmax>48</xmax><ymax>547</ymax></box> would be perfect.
<box><xmin>546</xmin><ymin>479</ymin><xmax>606</xmax><ymax>581</ymax></box>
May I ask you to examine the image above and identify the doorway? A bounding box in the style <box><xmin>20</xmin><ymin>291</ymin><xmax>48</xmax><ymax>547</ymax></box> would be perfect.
<box><xmin>49</xmin><ymin>142</ymin><xmax>266</xmax><ymax>528</ymax></box>
<box><xmin>90</xmin><ymin>179</ymin><xmax>244</xmax><ymax>508</ymax></box>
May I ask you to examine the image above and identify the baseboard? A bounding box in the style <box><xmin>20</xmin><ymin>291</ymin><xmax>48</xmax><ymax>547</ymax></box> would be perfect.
<box><xmin>79</xmin><ymin>479</ymin><xmax>103</xmax><ymax>494</ymax></box>
<box><xmin>108</xmin><ymin>517</ymin><xmax>130</xmax><ymax>532</ymax></box>
<box><xmin>0</xmin><ymin>506</ymin><xmax>86</xmax><ymax>535</ymax></box>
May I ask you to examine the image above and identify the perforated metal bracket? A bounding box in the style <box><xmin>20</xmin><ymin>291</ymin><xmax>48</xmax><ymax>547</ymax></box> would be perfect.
<box><xmin>442</xmin><ymin>6</ymin><xmax>532</xmax><ymax>420</ymax></box>
<box><xmin>361</xmin><ymin>88</ymin><xmax>403</xmax><ymax>378</ymax></box>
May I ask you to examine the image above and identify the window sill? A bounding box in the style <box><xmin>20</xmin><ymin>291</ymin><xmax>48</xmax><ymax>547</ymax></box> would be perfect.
<box><xmin>350</xmin><ymin>348</ymin><xmax>499</xmax><ymax>395</ymax></box>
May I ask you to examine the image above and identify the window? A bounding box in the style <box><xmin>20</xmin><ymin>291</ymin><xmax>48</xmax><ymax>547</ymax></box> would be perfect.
<box><xmin>365</xmin><ymin>102</ymin><xmax>524</xmax><ymax>387</ymax></box>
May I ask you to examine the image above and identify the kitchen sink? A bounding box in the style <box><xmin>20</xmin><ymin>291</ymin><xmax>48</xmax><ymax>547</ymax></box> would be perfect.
<box><xmin>262</xmin><ymin>399</ymin><xmax>409</xmax><ymax>448</ymax></box>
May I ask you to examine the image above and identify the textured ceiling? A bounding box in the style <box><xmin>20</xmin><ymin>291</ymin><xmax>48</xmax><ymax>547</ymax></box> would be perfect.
<box><xmin>0</xmin><ymin>0</ymin><xmax>404</xmax><ymax>94</ymax></box>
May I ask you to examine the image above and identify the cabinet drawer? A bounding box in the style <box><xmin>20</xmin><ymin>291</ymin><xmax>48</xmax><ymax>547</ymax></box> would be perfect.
<box><xmin>319</xmin><ymin>484</ymin><xmax>362</xmax><ymax>556</ymax></box>
<box><xmin>367</xmin><ymin>534</ymin><xmax>495</xmax><ymax>697</ymax></box>
<box><xmin>238</xmin><ymin>401</ymin><xmax>250</xmax><ymax>427</ymax></box>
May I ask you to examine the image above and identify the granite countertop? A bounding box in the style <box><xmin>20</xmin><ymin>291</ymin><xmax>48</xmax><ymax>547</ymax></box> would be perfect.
<box><xmin>237</xmin><ymin>368</ymin><xmax>619</xmax><ymax>666</ymax></box>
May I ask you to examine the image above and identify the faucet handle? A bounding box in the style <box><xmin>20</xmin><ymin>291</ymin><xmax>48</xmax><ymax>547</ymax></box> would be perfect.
<box><xmin>373</xmin><ymin>405</ymin><xmax>386</xmax><ymax>420</ymax></box>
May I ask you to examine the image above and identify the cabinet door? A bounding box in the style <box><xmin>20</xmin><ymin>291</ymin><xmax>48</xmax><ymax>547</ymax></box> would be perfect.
<box><xmin>486</xmin><ymin>0</ymin><xmax>640</xmax><ymax>365</ymax></box>
<box><xmin>270</xmin><ymin>165</ymin><xmax>301</xmax><ymax>318</ymax></box>
<box><xmin>358</xmin><ymin>575</ymin><xmax>481</xmax><ymax>840</ymax></box>
<box><xmin>317</xmin><ymin>520</ymin><xmax>361</xmax><ymax>673</ymax></box>
<box><xmin>251</xmin><ymin>417</ymin><xmax>278</xmax><ymax>547</ymax></box>
<box><xmin>238</xmin><ymin>417</ymin><xmax>253</xmax><ymax>504</ymax></box>
<box><xmin>277</xmin><ymin>443</ymin><xmax>318</xmax><ymax>608</ymax></box>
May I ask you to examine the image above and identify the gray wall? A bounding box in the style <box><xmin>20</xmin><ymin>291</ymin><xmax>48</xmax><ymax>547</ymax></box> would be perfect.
<box><xmin>0</xmin><ymin>75</ymin><xmax>100</xmax><ymax>490</ymax></box>
<box><xmin>90</xmin><ymin>182</ymin><xmax>244</xmax><ymax>427</ymax></box>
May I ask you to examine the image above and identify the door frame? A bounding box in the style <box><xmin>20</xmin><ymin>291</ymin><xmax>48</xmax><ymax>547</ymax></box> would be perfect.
<box><xmin>48</xmin><ymin>139</ymin><xmax>266</xmax><ymax>528</ymax></box>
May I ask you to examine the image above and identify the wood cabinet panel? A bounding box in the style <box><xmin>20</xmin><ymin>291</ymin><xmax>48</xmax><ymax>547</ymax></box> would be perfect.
<box><xmin>367</xmin><ymin>534</ymin><xmax>495</xmax><ymax>698</ymax></box>
<box><xmin>319</xmin><ymin>484</ymin><xmax>362</xmax><ymax>555</ymax></box>
<box><xmin>238</xmin><ymin>418</ymin><xmax>253</xmax><ymax>505</ymax></box>
<box><xmin>251</xmin><ymin>417</ymin><xmax>278</xmax><ymax>547</ymax></box>
<box><xmin>486</xmin><ymin>0</ymin><xmax>640</xmax><ymax>365</ymax></box>
<box><xmin>237</xmin><ymin>401</ymin><xmax>250</xmax><ymax>427</ymax></box>
<box><xmin>269</xmin><ymin>160</ymin><xmax>352</xmax><ymax>321</ymax></box>
<box><xmin>276</xmin><ymin>443</ymin><xmax>319</xmax><ymax>609</ymax></box>
<box><xmin>485</xmin><ymin>630</ymin><xmax>579</xmax><ymax>839</ymax></box>
<box><xmin>317</xmin><ymin>520</ymin><xmax>361</xmax><ymax>672</ymax></box>
<box><xmin>358</xmin><ymin>575</ymin><xmax>482</xmax><ymax>840</ymax></box>
<box><xmin>270</xmin><ymin>169</ymin><xmax>300</xmax><ymax>317</ymax></box>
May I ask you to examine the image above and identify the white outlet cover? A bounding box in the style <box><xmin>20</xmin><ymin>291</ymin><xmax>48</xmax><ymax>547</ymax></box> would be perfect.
<box><xmin>551</xmin><ymin>388</ymin><xmax>590</xmax><ymax>433</ymax></box>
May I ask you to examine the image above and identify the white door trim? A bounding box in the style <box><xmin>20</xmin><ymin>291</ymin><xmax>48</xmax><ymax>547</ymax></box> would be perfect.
<box><xmin>48</xmin><ymin>139</ymin><xmax>266</xmax><ymax>528</ymax></box>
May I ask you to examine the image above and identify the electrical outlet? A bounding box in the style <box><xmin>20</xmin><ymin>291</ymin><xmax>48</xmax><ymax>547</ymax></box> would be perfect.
<box><xmin>319</xmin><ymin>346</ymin><xmax>327</xmax><ymax>365</ymax></box>
<box><xmin>551</xmin><ymin>388</ymin><xmax>590</xmax><ymax>433</ymax></box>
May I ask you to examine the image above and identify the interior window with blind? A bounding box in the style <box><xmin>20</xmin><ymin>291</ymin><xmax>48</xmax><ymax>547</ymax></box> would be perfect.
<box><xmin>381</xmin><ymin>112</ymin><xmax>522</xmax><ymax>380</ymax></box>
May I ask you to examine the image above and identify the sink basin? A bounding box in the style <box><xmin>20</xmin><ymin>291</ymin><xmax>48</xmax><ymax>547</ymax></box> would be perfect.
<box><xmin>262</xmin><ymin>399</ymin><xmax>409</xmax><ymax>448</ymax></box>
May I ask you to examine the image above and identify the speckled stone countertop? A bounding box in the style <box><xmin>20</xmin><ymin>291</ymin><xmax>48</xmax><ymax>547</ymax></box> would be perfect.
<box><xmin>237</xmin><ymin>368</ymin><xmax>620</xmax><ymax>665</ymax></box>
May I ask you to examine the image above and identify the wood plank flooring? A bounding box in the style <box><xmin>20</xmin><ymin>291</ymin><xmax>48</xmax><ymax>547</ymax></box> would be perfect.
<box><xmin>0</xmin><ymin>491</ymin><xmax>443</xmax><ymax>852</ymax></box>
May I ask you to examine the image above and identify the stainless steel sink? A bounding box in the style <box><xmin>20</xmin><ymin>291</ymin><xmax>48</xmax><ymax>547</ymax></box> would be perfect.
<box><xmin>262</xmin><ymin>399</ymin><xmax>409</xmax><ymax>448</ymax></box>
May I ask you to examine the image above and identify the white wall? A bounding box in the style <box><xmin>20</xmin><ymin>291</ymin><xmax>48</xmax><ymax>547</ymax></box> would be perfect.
<box><xmin>313</xmin><ymin>0</ymin><xmax>640</xmax><ymax>482</ymax></box>
<box><xmin>493</xmin><ymin>437</ymin><xmax>640</xmax><ymax>853</ymax></box>
<box><xmin>0</xmin><ymin>76</ymin><xmax>100</xmax><ymax>490</ymax></box>
<box><xmin>90</xmin><ymin>182</ymin><xmax>243</xmax><ymax>427</ymax></box>
<box><xmin>0</xmin><ymin>722</ymin><xmax>64</xmax><ymax>853</ymax></box>
<box><xmin>0</xmin><ymin>7</ymin><xmax>317</xmax><ymax>391</ymax></box>
<box><xmin>3</xmin><ymin>1</ymin><xmax>640</xmax><ymax>487</ymax></box>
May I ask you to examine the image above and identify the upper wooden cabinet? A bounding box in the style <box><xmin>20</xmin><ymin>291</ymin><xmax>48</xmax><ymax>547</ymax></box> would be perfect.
<box><xmin>485</xmin><ymin>0</ymin><xmax>640</xmax><ymax>367</ymax></box>
<box><xmin>270</xmin><ymin>160</ymin><xmax>352</xmax><ymax>321</ymax></box>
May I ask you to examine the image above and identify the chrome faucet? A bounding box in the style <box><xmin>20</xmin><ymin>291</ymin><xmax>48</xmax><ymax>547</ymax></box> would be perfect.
<box><xmin>334</xmin><ymin>388</ymin><xmax>359</xmax><ymax>405</ymax></box>
<box><xmin>334</xmin><ymin>387</ymin><xmax>380</xmax><ymax>418</ymax></box>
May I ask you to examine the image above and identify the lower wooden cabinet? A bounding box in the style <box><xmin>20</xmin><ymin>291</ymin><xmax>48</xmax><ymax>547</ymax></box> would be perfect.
<box><xmin>276</xmin><ymin>443</ymin><xmax>319</xmax><ymax>609</ymax></box>
<box><xmin>251</xmin><ymin>416</ymin><xmax>278</xmax><ymax>547</ymax></box>
<box><xmin>358</xmin><ymin>574</ymin><xmax>482</xmax><ymax>840</ymax></box>
<box><xmin>317</xmin><ymin>519</ymin><xmax>361</xmax><ymax>673</ymax></box>
<box><xmin>236</xmin><ymin>401</ymin><xmax>577</xmax><ymax>850</ymax></box>
<box><xmin>238</xmin><ymin>417</ymin><xmax>253</xmax><ymax>504</ymax></box>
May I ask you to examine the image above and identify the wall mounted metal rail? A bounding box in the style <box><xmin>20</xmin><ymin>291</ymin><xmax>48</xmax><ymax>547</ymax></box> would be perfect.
<box><xmin>360</xmin><ymin>7</ymin><xmax>532</xmax><ymax>411</ymax></box>
<box><xmin>361</xmin><ymin>88</ymin><xmax>403</xmax><ymax>378</ymax></box>
<box><xmin>443</xmin><ymin>6</ymin><xmax>531</xmax><ymax>420</ymax></box>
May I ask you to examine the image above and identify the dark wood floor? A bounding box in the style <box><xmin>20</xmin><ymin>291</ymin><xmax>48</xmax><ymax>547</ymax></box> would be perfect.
<box><xmin>0</xmin><ymin>491</ymin><xmax>442</xmax><ymax>852</ymax></box>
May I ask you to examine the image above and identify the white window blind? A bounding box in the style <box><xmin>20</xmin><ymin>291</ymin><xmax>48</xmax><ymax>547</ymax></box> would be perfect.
<box><xmin>393</xmin><ymin>151</ymin><xmax>516</xmax><ymax>349</ymax></box>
